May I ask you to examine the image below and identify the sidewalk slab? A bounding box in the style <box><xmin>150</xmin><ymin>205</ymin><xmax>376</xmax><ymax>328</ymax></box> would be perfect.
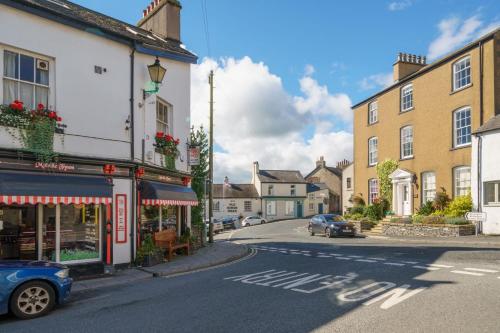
<box><xmin>140</xmin><ymin>241</ymin><xmax>249</xmax><ymax>277</ymax></box>
<box><xmin>72</xmin><ymin>268</ymin><xmax>152</xmax><ymax>293</ymax></box>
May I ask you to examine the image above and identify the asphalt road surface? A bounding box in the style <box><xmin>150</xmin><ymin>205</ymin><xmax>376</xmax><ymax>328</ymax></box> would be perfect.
<box><xmin>2</xmin><ymin>219</ymin><xmax>500</xmax><ymax>333</ymax></box>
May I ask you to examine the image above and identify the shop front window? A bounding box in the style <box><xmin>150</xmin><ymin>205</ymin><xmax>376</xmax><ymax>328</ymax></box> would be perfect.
<box><xmin>59</xmin><ymin>204</ymin><xmax>100</xmax><ymax>262</ymax></box>
<box><xmin>0</xmin><ymin>205</ymin><xmax>37</xmax><ymax>260</ymax></box>
<box><xmin>141</xmin><ymin>205</ymin><xmax>177</xmax><ymax>236</ymax></box>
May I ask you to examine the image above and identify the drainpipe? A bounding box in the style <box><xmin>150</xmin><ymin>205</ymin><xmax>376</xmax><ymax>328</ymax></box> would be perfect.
<box><xmin>130</xmin><ymin>43</ymin><xmax>136</xmax><ymax>264</ymax></box>
<box><xmin>477</xmin><ymin>135</ymin><xmax>482</xmax><ymax>212</ymax></box>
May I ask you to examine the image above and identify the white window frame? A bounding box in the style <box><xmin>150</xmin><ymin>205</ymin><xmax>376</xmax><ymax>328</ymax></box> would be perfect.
<box><xmin>454</xmin><ymin>166</ymin><xmax>471</xmax><ymax>197</ymax></box>
<box><xmin>346</xmin><ymin>177</ymin><xmax>352</xmax><ymax>189</ymax></box>
<box><xmin>213</xmin><ymin>201</ymin><xmax>220</xmax><ymax>212</ymax></box>
<box><xmin>268</xmin><ymin>185</ymin><xmax>274</xmax><ymax>196</ymax></box>
<box><xmin>290</xmin><ymin>185</ymin><xmax>296</xmax><ymax>196</ymax></box>
<box><xmin>309</xmin><ymin>202</ymin><xmax>314</xmax><ymax>211</ymax></box>
<box><xmin>156</xmin><ymin>98</ymin><xmax>173</xmax><ymax>135</ymax></box>
<box><xmin>368</xmin><ymin>179</ymin><xmax>379</xmax><ymax>204</ymax></box>
<box><xmin>368</xmin><ymin>100</ymin><xmax>378</xmax><ymax>124</ymax></box>
<box><xmin>368</xmin><ymin>137</ymin><xmax>378</xmax><ymax>166</ymax></box>
<box><xmin>400</xmin><ymin>126</ymin><xmax>414</xmax><ymax>159</ymax></box>
<box><xmin>484</xmin><ymin>181</ymin><xmax>500</xmax><ymax>206</ymax></box>
<box><xmin>244</xmin><ymin>200</ymin><xmax>252</xmax><ymax>212</ymax></box>
<box><xmin>400</xmin><ymin>84</ymin><xmax>413</xmax><ymax>112</ymax></box>
<box><xmin>266</xmin><ymin>201</ymin><xmax>276</xmax><ymax>216</ymax></box>
<box><xmin>453</xmin><ymin>107</ymin><xmax>472</xmax><ymax>148</ymax></box>
<box><xmin>453</xmin><ymin>56</ymin><xmax>471</xmax><ymax>91</ymax></box>
<box><xmin>422</xmin><ymin>172</ymin><xmax>436</xmax><ymax>204</ymax></box>
<box><xmin>285</xmin><ymin>201</ymin><xmax>295</xmax><ymax>216</ymax></box>
<box><xmin>2</xmin><ymin>48</ymin><xmax>53</xmax><ymax>110</ymax></box>
<box><xmin>308</xmin><ymin>193</ymin><xmax>315</xmax><ymax>200</ymax></box>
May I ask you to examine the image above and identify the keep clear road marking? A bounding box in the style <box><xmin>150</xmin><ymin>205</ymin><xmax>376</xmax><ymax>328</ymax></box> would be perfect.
<box><xmin>429</xmin><ymin>264</ymin><xmax>454</xmax><ymax>268</ymax></box>
<box><xmin>464</xmin><ymin>268</ymin><xmax>499</xmax><ymax>273</ymax></box>
<box><xmin>451</xmin><ymin>270</ymin><xmax>484</xmax><ymax>276</ymax></box>
<box><xmin>336</xmin><ymin>257</ymin><xmax>352</xmax><ymax>260</ymax></box>
<box><xmin>384</xmin><ymin>262</ymin><xmax>405</xmax><ymax>266</ymax></box>
<box><xmin>224</xmin><ymin>269</ymin><xmax>427</xmax><ymax>310</ymax></box>
<box><xmin>413</xmin><ymin>265</ymin><xmax>441</xmax><ymax>271</ymax></box>
<box><xmin>356</xmin><ymin>259</ymin><xmax>378</xmax><ymax>263</ymax></box>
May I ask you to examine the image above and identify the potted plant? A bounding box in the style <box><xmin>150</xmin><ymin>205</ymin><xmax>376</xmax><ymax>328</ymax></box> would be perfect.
<box><xmin>135</xmin><ymin>234</ymin><xmax>163</xmax><ymax>267</ymax></box>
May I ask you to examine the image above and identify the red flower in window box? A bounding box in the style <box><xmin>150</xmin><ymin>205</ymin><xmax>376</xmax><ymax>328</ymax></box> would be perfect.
<box><xmin>156</xmin><ymin>131</ymin><xmax>164</xmax><ymax>138</ymax></box>
<box><xmin>182</xmin><ymin>176</ymin><xmax>191</xmax><ymax>186</ymax></box>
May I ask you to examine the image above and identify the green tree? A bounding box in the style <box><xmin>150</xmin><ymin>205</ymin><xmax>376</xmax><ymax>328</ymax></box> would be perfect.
<box><xmin>376</xmin><ymin>159</ymin><xmax>398</xmax><ymax>209</ymax></box>
<box><xmin>190</xmin><ymin>126</ymin><xmax>209</xmax><ymax>226</ymax></box>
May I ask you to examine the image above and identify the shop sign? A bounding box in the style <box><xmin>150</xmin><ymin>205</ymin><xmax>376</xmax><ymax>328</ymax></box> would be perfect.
<box><xmin>34</xmin><ymin>162</ymin><xmax>76</xmax><ymax>172</ymax></box>
<box><xmin>115</xmin><ymin>194</ymin><xmax>128</xmax><ymax>244</ymax></box>
<box><xmin>188</xmin><ymin>145</ymin><xmax>201</xmax><ymax>166</ymax></box>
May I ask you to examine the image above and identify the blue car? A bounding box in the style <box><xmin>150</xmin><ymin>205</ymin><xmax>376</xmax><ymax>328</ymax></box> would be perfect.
<box><xmin>0</xmin><ymin>261</ymin><xmax>72</xmax><ymax>319</ymax></box>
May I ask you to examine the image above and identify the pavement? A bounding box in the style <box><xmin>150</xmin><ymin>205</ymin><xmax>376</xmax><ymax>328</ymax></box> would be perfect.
<box><xmin>3</xmin><ymin>219</ymin><xmax>500</xmax><ymax>332</ymax></box>
<box><xmin>72</xmin><ymin>240</ymin><xmax>249</xmax><ymax>293</ymax></box>
<box><xmin>363</xmin><ymin>233</ymin><xmax>500</xmax><ymax>247</ymax></box>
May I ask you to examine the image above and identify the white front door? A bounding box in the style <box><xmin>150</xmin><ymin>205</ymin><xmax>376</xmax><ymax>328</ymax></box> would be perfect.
<box><xmin>402</xmin><ymin>183</ymin><xmax>411</xmax><ymax>216</ymax></box>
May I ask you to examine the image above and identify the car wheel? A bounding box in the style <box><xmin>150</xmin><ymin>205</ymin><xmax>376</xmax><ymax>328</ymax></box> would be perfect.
<box><xmin>308</xmin><ymin>225</ymin><xmax>315</xmax><ymax>236</ymax></box>
<box><xmin>261</xmin><ymin>220</ymin><xmax>265</xmax><ymax>224</ymax></box>
<box><xmin>325</xmin><ymin>228</ymin><xmax>333</xmax><ymax>238</ymax></box>
<box><xmin>10</xmin><ymin>281</ymin><xmax>56</xmax><ymax>320</ymax></box>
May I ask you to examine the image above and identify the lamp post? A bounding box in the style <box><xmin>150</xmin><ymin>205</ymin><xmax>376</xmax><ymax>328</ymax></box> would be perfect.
<box><xmin>143</xmin><ymin>57</ymin><xmax>167</xmax><ymax>99</ymax></box>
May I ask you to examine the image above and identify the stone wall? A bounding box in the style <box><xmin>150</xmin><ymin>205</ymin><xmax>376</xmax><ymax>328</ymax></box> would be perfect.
<box><xmin>190</xmin><ymin>225</ymin><xmax>205</xmax><ymax>250</ymax></box>
<box><xmin>381</xmin><ymin>223</ymin><xmax>476</xmax><ymax>237</ymax></box>
<box><xmin>348</xmin><ymin>220</ymin><xmax>374</xmax><ymax>233</ymax></box>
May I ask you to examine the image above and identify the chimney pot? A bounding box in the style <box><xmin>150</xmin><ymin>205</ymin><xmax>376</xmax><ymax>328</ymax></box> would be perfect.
<box><xmin>147</xmin><ymin>5</ymin><xmax>151</xmax><ymax>14</ymax></box>
<box><xmin>143</xmin><ymin>9</ymin><xmax>147</xmax><ymax>17</ymax></box>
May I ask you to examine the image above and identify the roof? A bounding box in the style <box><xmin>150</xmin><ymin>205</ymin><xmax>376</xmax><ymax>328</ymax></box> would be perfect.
<box><xmin>474</xmin><ymin>114</ymin><xmax>500</xmax><ymax>135</ymax></box>
<box><xmin>307</xmin><ymin>183</ymin><xmax>328</xmax><ymax>193</ymax></box>
<box><xmin>352</xmin><ymin>27</ymin><xmax>500</xmax><ymax>109</ymax></box>
<box><xmin>213</xmin><ymin>184</ymin><xmax>259</xmax><ymax>199</ymax></box>
<box><xmin>305</xmin><ymin>165</ymin><xmax>342</xmax><ymax>179</ymax></box>
<box><xmin>257</xmin><ymin>170</ymin><xmax>306</xmax><ymax>183</ymax></box>
<box><xmin>1</xmin><ymin>0</ymin><xmax>197</xmax><ymax>63</ymax></box>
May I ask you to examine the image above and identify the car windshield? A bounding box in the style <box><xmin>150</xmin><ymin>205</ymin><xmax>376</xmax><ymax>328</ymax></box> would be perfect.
<box><xmin>324</xmin><ymin>215</ymin><xmax>345</xmax><ymax>222</ymax></box>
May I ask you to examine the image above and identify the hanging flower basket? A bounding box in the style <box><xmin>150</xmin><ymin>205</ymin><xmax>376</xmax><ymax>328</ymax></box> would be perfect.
<box><xmin>154</xmin><ymin>132</ymin><xmax>180</xmax><ymax>171</ymax></box>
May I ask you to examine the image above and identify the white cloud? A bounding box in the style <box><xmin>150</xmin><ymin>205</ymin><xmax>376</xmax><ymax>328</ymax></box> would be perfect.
<box><xmin>427</xmin><ymin>15</ymin><xmax>499</xmax><ymax>60</ymax></box>
<box><xmin>388</xmin><ymin>0</ymin><xmax>412</xmax><ymax>11</ymax></box>
<box><xmin>191</xmin><ymin>57</ymin><xmax>353</xmax><ymax>183</ymax></box>
<box><xmin>304</xmin><ymin>64</ymin><xmax>315</xmax><ymax>76</ymax></box>
<box><xmin>358</xmin><ymin>73</ymin><xmax>393</xmax><ymax>91</ymax></box>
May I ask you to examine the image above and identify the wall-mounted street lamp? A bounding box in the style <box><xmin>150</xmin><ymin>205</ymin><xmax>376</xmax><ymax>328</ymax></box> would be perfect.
<box><xmin>143</xmin><ymin>57</ymin><xmax>167</xmax><ymax>99</ymax></box>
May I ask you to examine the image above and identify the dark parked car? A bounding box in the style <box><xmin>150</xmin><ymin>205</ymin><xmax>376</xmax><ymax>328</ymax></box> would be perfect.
<box><xmin>0</xmin><ymin>260</ymin><xmax>72</xmax><ymax>319</ymax></box>
<box><xmin>308</xmin><ymin>214</ymin><xmax>355</xmax><ymax>238</ymax></box>
<box><xmin>220</xmin><ymin>216</ymin><xmax>239</xmax><ymax>230</ymax></box>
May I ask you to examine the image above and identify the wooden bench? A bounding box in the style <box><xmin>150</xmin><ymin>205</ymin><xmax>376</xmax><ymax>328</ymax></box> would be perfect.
<box><xmin>153</xmin><ymin>229</ymin><xmax>189</xmax><ymax>261</ymax></box>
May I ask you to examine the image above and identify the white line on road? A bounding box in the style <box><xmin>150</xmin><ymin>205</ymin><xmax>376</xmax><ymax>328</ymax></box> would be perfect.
<box><xmin>428</xmin><ymin>264</ymin><xmax>454</xmax><ymax>268</ymax></box>
<box><xmin>402</xmin><ymin>261</ymin><xmax>419</xmax><ymax>264</ymax></box>
<box><xmin>451</xmin><ymin>270</ymin><xmax>484</xmax><ymax>276</ymax></box>
<box><xmin>303</xmin><ymin>254</ymin><xmax>311</xmax><ymax>256</ymax></box>
<box><xmin>335</xmin><ymin>257</ymin><xmax>352</xmax><ymax>260</ymax></box>
<box><xmin>464</xmin><ymin>268</ymin><xmax>499</xmax><ymax>273</ymax></box>
<box><xmin>384</xmin><ymin>262</ymin><xmax>405</xmax><ymax>266</ymax></box>
<box><xmin>413</xmin><ymin>266</ymin><xmax>441</xmax><ymax>271</ymax></box>
<box><xmin>368</xmin><ymin>258</ymin><xmax>386</xmax><ymax>261</ymax></box>
<box><xmin>356</xmin><ymin>259</ymin><xmax>378</xmax><ymax>263</ymax></box>
<box><xmin>317</xmin><ymin>255</ymin><xmax>332</xmax><ymax>258</ymax></box>
<box><xmin>348</xmin><ymin>255</ymin><xmax>363</xmax><ymax>258</ymax></box>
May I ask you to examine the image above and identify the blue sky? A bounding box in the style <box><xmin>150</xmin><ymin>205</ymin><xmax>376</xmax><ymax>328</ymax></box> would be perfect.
<box><xmin>74</xmin><ymin>0</ymin><xmax>500</xmax><ymax>182</ymax></box>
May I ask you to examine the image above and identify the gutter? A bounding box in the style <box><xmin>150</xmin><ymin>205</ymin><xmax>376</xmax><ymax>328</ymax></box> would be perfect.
<box><xmin>130</xmin><ymin>43</ymin><xmax>136</xmax><ymax>263</ymax></box>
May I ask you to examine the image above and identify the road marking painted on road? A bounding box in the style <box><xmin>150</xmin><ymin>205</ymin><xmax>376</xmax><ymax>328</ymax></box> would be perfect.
<box><xmin>317</xmin><ymin>255</ymin><xmax>332</xmax><ymax>258</ymax></box>
<box><xmin>464</xmin><ymin>268</ymin><xmax>499</xmax><ymax>273</ymax></box>
<box><xmin>413</xmin><ymin>265</ymin><xmax>440</xmax><ymax>271</ymax></box>
<box><xmin>451</xmin><ymin>270</ymin><xmax>484</xmax><ymax>276</ymax></box>
<box><xmin>348</xmin><ymin>255</ymin><xmax>363</xmax><ymax>258</ymax></box>
<box><xmin>384</xmin><ymin>262</ymin><xmax>405</xmax><ymax>266</ymax></box>
<box><xmin>328</xmin><ymin>253</ymin><xmax>341</xmax><ymax>256</ymax></box>
<box><xmin>335</xmin><ymin>257</ymin><xmax>352</xmax><ymax>260</ymax></box>
<box><xmin>356</xmin><ymin>259</ymin><xmax>378</xmax><ymax>263</ymax></box>
<box><xmin>279</xmin><ymin>251</ymin><xmax>288</xmax><ymax>254</ymax></box>
<box><xmin>303</xmin><ymin>254</ymin><xmax>311</xmax><ymax>256</ymax></box>
<box><xmin>402</xmin><ymin>261</ymin><xmax>419</xmax><ymax>264</ymax></box>
<box><xmin>429</xmin><ymin>264</ymin><xmax>454</xmax><ymax>268</ymax></box>
<box><xmin>368</xmin><ymin>257</ymin><xmax>386</xmax><ymax>261</ymax></box>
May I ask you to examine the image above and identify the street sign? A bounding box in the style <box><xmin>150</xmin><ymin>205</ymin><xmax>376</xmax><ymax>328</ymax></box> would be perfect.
<box><xmin>465</xmin><ymin>212</ymin><xmax>487</xmax><ymax>221</ymax></box>
<box><xmin>188</xmin><ymin>145</ymin><xmax>201</xmax><ymax>166</ymax></box>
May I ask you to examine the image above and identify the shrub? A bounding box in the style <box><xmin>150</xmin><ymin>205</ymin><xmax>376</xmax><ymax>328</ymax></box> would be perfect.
<box><xmin>417</xmin><ymin>201</ymin><xmax>435</xmax><ymax>216</ymax></box>
<box><xmin>433</xmin><ymin>188</ymin><xmax>451</xmax><ymax>211</ymax></box>
<box><xmin>422</xmin><ymin>215</ymin><xmax>446</xmax><ymax>225</ymax></box>
<box><xmin>376</xmin><ymin>159</ymin><xmax>399</xmax><ymax>206</ymax></box>
<box><xmin>348</xmin><ymin>213</ymin><xmax>365</xmax><ymax>221</ymax></box>
<box><xmin>364</xmin><ymin>204</ymin><xmax>383</xmax><ymax>221</ymax></box>
<box><xmin>444</xmin><ymin>195</ymin><xmax>472</xmax><ymax>218</ymax></box>
<box><xmin>350</xmin><ymin>205</ymin><xmax>365</xmax><ymax>215</ymax></box>
<box><xmin>390</xmin><ymin>217</ymin><xmax>402</xmax><ymax>223</ymax></box>
<box><xmin>351</xmin><ymin>195</ymin><xmax>366</xmax><ymax>207</ymax></box>
<box><xmin>412</xmin><ymin>214</ymin><xmax>424</xmax><ymax>224</ymax></box>
<box><xmin>445</xmin><ymin>217</ymin><xmax>470</xmax><ymax>225</ymax></box>
<box><xmin>379</xmin><ymin>198</ymin><xmax>391</xmax><ymax>216</ymax></box>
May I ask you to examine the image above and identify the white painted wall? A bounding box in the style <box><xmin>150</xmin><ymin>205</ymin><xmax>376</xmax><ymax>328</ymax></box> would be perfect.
<box><xmin>262</xmin><ymin>183</ymin><xmax>307</xmax><ymax>197</ymax></box>
<box><xmin>208</xmin><ymin>198</ymin><xmax>261</xmax><ymax>220</ymax></box>
<box><xmin>342</xmin><ymin>164</ymin><xmax>354</xmax><ymax>213</ymax></box>
<box><xmin>472</xmin><ymin>133</ymin><xmax>500</xmax><ymax>234</ymax></box>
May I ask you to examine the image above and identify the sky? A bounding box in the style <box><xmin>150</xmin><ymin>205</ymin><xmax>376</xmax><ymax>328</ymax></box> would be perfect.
<box><xmin>73</xmin><ymin>0</ymin><xmax>500</xmax><ymax>183</ymax></box>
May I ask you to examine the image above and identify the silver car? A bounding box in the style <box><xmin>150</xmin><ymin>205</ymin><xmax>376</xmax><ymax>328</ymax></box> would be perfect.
<box><xmin>242</xmin><ymin>216</ymin><xmax>267</xmax><ymax>227</ymax></box>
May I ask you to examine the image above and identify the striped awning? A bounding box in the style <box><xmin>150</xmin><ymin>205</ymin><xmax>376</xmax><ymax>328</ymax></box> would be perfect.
<box><xmin>142</xmin><ymin>199</ymin><xmax>198</xmax><ymax>206</ymax></box>
<box><xmin>0</xmin><ymin>171</ymin><xmax>112</xmax><ymax>206</ymax></box>
<box><xmin>0</xmin><ymin>196</ymin><xmax>112</xmax><ymax>205</ymax></box>
<box><xmin>140</xmin><ymin>181</ymin><xmax>198</xmax><ymax>207</ymax></box>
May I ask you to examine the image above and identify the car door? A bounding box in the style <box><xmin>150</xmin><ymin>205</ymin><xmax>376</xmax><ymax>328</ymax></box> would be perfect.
<box><xmin>312</xmin><ymin>216</ymin><xmax>320</xmax><ymax>232</ymax></box>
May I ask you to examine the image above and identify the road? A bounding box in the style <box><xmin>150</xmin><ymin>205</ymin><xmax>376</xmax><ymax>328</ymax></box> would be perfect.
<box><xmin>2</xmin><ymin>219</ymin><xmax>500</xmax><ymax>332</ymax></box>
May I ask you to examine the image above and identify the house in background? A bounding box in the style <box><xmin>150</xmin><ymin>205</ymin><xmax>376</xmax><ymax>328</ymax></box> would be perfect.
<box><xmin>210</xmin><ymin>181</ymin><xmax>260</xmax><ymax>220</ymax></box>
<box><xmin>352</xmin><ymin>29</ymin><xmax>499</xmax><ymax>216</ymax></box>
<box><xmin>252</xmin><ymin>162</ymin><xmax>307</xmax><ymax>221</ymax></box>
<box><xmin>341</xmin><ymin>161</ymin><xmax>354</xmax><ymax>214</ymax></box>
<box><xmin>305</xmin><ymin>183</ymin><xmax>330</xmax><ymax>216</ymax></box>
<box><xmin>305</xmin><ymin>157</ymin><xmax>342</xmax><ymax>213</ymax></box>
<box><xmin>472</xmin><ymin>115</ymin><xmax>500</xmax><ymax>234</ymax></box>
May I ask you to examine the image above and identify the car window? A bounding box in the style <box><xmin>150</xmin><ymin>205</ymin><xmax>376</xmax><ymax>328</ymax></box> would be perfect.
<box><xmin>325</xmin><ymin>215</ymin><xmax>345</xmax><ymax>222</ymax></box>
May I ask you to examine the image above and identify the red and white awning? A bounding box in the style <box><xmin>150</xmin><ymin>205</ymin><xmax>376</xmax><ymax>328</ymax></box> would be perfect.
<box><xmin>142</xmin><ymin>199</ymin><xmax>198</xmax><ymax>206</ymax></box>
<box><xmin>0</xmin><ymin>195</ymin><xmax>112</xmax><ymax>205</ymax></box>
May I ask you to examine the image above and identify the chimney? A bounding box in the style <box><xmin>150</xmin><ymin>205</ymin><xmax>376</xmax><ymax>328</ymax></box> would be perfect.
<box><xmin>138</xmin><ymin>0</ymin><xmax>181</xmax><ymax>42</ymax></box>
<box><xmin>316</xmin><ymin>156</ymin><xmax>326</xmax><ymax>168</ymax></box>
<box><xmin>336</xmin><ymin>159</ymin><xmax>351</xmax><ymax>169</ymax></box>
<box><xmin>393</xmin><ymin>53</ymin><xmax>427</xmax><ymax>82</ymax></box>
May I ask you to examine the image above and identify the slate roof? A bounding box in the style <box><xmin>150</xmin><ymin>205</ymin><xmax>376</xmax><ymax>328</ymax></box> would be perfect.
<box><xmin>474</xmin><ymin>115</ymin><xmax>500</xmax><ymax>135</ymax></box>
<box><xmin>305</xmin><ymin>165</ymin><xmax>342</xmax><ymax>179</ymax></box>
<box><xmin>307</xmin><ymin>183</ymin><xmax>329</xmax><ymax>193</ymax></box>
<box><xmin>257</xmin><ymin>170</ymin><xmax>306</xmax><ymax>184</ymax></box>
<box><xmin>3</xmin><ymin>0</ymin><xmax>197</xmax><ymax>63</ymax></box>
<box><xmin>213</xmin><ymin>184</ymin><xmax>259</xmax><ymax>199</ymax></box>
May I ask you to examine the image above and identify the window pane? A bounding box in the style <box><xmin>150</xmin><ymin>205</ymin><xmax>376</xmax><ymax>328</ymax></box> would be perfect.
<box><xmin>35</xmin><ymin>86</ymin><xmax>49</xmax><ymax>107</ymax></box>
<box><xmin>0</xmin><ymin>205</ymin><xmax>37</xmax><ymax>260</ymax></box>
<box><xmin>36</xmin><ymin>67</ymin><xmax>49</xmax><ymax>85</ymax></box>
<box><xmin>484</xmin><ymin>183</ymin><xmax>496</xmax><ymax>204</ymax></box>
<box><xmin>20</xmin><ymin>82</ymin><xmax>34</xmax><ymax>110</ymax></box>
<box><xmin>19</xmin><ymin>54</ymin><xmax>35</xmax><ymax>82</ymax></box>
<box><xmin>60</xmin><ymin>204</ymin><xmax>100</xmax><ymax>262</ymax></box>
<box><xmin>4</xmin><ymin>51</ymin><xmax>18</xmax><ymax>79</ymax></box>
<box><xmin>3</xmin><ymin>79</ymin><xmax>18</xmax><ymax>104</ymax></box>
